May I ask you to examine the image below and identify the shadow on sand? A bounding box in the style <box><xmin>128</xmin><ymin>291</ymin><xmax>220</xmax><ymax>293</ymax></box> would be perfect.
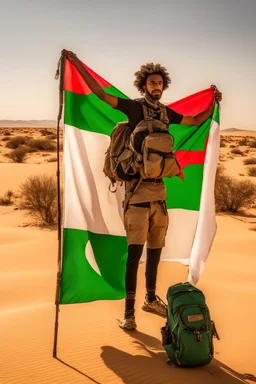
<box><xmin>55</xmin><ymin>357</ymin><xmax>102</xmax><ymax>384</ymax></box>
<box><xmin>100</xmin><ymin>329</ymin><xmax>254</xmax><ymax>384</ymax></box>
<box><xmin>54</xmin><ymin>329</ymin><xmax>255</xmax><ymax>383</ymax></box>
<box><xmin>220</xmin><ymin>211</ymin><xmax>256</xmax><ymax>224</ymax></box>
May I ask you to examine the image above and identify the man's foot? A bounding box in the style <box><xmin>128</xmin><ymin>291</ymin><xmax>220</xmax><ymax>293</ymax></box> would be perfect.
<box><xmin>142</xmin><ymin>295</ymin><xmax>167</xmax><ymax>317</ymax></box>
<box><xmin>119</xmin><ymin>316</ymin><xmax>137</xmax><ymax>330</ymax></box>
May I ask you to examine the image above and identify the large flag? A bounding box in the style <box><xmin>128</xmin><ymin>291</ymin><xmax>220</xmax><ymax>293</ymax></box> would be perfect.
<box><xmin>60</xmin><ymin>59</ymin><xmax>220</xmax><ymax>304</ymax></box>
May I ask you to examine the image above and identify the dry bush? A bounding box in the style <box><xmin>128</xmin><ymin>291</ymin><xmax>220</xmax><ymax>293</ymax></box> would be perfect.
<box><xmin>249</xmin><ymin>140</ymin><xmax>256</xmax><ymax>148</ymax></box>
<box><xmin>48</xmin><ymin>134</ymin><xmax>57</xmax><ymax>140</ymax></box>
<box><xmin>244</xmin><ymin>157</ymin><xmax>256</xmax><ymax>165</ymax></box>
<box><xmin>0</xmin><ymin>197</ymin><xmax>11</xmax><ymax>205</ymax></box>
<box><xmin>40</xmin><ymin>128</ymin><xmax>53</xmax><ymax>136</ymax></box>
<box><xmin>215</xmin><ymin>165</ymin><xmax>256</xmax><ymax>212</ymax></box>
<box><xmin>27</xmin><ymin>139</ymin><xmax>56</xmax><ymax>151</ymax></box>
<box><xmin>220</xmin><ymin>140</ymin><xmax>226</xmax><ymax>148</ymax></box>
<box><xmin>26</xmin><ymin>146</ymin><xmax>38</xmax><ymax>153</ymax></box>
<box><xmin>19</xmin><ymin>174</ymin><xmax>58</xmax><ymax>225</ymax></box>
<box><xmin>239</xmin><ymin>138</ymin><xmax>248</xmax><ymax>146</ymax></box>
<box><xmin>2</xmin><ymin>137</ymin><xmax>10</xmax><ymax>142</ymax></box>
<box><xmin>247</xmin><ymin>166</ymin><xmax>256</xmax><ymax>177</ymax></box>
<box><xmin>230</xmin><ymin>148</ymin><xmax>243</xmax><ymax>155</ymax></box>
<box><xmin>3</xmin><ymin>131</ymin><xmax>11</xmax><ymax>136</ymax></box>
<box><xmin>47</xmin><ymin>157</ymin><xmax>57</xmax><ymax>162</ymax></box>
<box><xmin>230</xmin><ymin>145</ymin><xmax>236</xmax><ymax>148</ymax></box>
<box><xmin>8</xmin><ymin>147</ymin><xmax>29</xmax><ymax>163</ymax></box>
<box><xmin>6</xmin><ymin>136</ymin><xmax>29</xmax><ymax>149</ymax></box>
<box><xmin>0</xmin><ymin>189</ymin><xmax>14</xmax><ymax>205</ymax></box>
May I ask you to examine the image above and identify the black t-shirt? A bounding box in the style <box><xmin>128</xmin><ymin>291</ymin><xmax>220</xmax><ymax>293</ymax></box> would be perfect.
<box><xmin>115</xmin><ymin>97</ymin><xmax>183</xmax><ymax>130</ymax></box>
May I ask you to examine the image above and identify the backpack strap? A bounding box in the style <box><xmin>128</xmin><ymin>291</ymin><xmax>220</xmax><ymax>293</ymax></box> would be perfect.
<box><xmin>142</xmin><ymin>104</ymin><xmax>153</xmax><ymax>120</ymax></box>
<box><xmin>142</xmin><ymin>104</ymin><xmax>153</xmax><ymax>133</ymax></box>
<box><xmin>123</xmin><ymin>177</ymin><xmax>143</xmax><ymax>213</ymax></box>
<box><xmin>159</xmin><ymin>104</ymin><xmax>170</xmax><ymax>125</ymax></box>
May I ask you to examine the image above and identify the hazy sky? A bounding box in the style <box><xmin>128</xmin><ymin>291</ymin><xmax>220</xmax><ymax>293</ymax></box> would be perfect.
<box><xmin>1</xmin><ymin>0</ymin><xmax>255</xmax><ymax>129</ymax></box>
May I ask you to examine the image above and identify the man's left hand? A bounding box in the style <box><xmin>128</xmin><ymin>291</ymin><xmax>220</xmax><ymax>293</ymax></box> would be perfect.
<box><xmin>211</xmin><ymin>85</ymin><xmax>222</xmax><ymax>104</ymax></box>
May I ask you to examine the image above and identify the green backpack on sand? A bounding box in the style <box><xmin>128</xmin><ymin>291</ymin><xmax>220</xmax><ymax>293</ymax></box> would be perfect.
<box><xmin>161</xmin><ymin>282</ymin><xmax>219</xmax><ymax>367</ymax></box>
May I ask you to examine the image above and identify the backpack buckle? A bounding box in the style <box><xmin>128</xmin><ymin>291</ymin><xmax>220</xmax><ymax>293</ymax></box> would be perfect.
<box><xmin>194</xmin><ymin>330</ymin><xmax>203</xmax><ymax>342</ymax></box>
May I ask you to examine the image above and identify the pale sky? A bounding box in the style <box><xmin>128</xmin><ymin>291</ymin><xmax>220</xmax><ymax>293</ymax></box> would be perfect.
<box><xmin>1</xmin><ymin>0</ymin><xmax>255</xmax><ymax>130</ymax></box>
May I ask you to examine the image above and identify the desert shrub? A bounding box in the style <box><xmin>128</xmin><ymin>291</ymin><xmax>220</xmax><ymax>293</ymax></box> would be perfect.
<box><xmin>247</xmin><ymin>166</ymin><xmax>256</xmax><ymax>177</ymax></box>
<box><xmin>0</xmin><ymin>189</ymin><xmax>14</xmax><ymax>205</ymax></box>
<box><xmin>48</xmin><ymin>134</ymin><xmax>57</xmax><ymax>140</ymax></box>
<box><xmin>239</xmin><ymin>138</ymin><xmax>248</xmax><ymax>146</ymax></box>
<box><xmin>8</xmin><ymin>147</ymin><xmax>29</xmax><ymax>163</ymax></box>
<box><xmin>27</xmin><ymin>139</ymin><xmax>56</xmax><ymax>151</ymax></box>
<box><xmin>230</xmin><ymin>148</ymin><xmax>243</xmax><ymax>155</ymax></box>
<box><xmin>243</xmin><ymin>157</ymin><xmax>256</xmax><ymax>165</ymax></box>
<box><xmin>3</xmin><ymin>131</ymin><xmax>11</xmax><ymax>136</ymax></box>
<box><xmin>230</xmin><ymin>145</ymin><xmax>236</xmax><ymax>148</ymax></box>
<box><xmin>2</xmin><ymin>137</ymin><xmax>10</xmax><ymax>142</ymax></box>
<box><xmin>27</xmin><ymin>146</ymin><xmax>38</xmax><ymax>153</ymax></box>
<box><xmin>220</xmin><ymin>140</ymin><xmax>226</xmax><ymax>148</ymax></box>
<box><xmin>249</xmin><ymin>140</ymin><xmax>256</xmax><ymax>148</ymax></box>
<box><xmin>40</xmin><ymin>128</ymin><xmax>53</xmax><ymax>136</ymax></box>
<box><xmin>0</xmin><ymin>197</ymin><xmax>11</xmax><ymax>205</ymax></box>
<box><xmin>19</xmin><ymin>174</ymin><xmax>58</xmax><ymax>225</ymax></box>
<box><xmin>215</xmin><ymin>165</ymin><xmax>256</xmax><ymax>212</ymax></box>
<box><xmin>47</xmin><ymin>157</ymin><xmax>57</xmax><ymax>162</ymax></box>
<box><xmin>6</xmin><ymin>136</ymin><xmax>29</xmax><ymax>149</ymax></box>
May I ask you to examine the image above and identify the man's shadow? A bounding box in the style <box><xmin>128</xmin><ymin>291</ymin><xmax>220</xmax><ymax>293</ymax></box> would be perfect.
<box><xmin>100</xmin><ymin>329</ymin><xmax>254</xmax><ymax>384</ymax></box>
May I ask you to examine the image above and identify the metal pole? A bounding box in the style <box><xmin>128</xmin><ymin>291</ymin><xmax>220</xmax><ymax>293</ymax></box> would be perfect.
<box><xmin>53</xmin><ymin>54</ymin><xmax>65</xmax><ymax>358</ymax></box>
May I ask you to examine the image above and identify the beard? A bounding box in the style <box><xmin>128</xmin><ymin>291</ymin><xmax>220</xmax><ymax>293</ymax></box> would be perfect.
<box><xmin>145</xmin><ymin>88</ymin><xmax>162</xmax><ymax>101</ymax></box>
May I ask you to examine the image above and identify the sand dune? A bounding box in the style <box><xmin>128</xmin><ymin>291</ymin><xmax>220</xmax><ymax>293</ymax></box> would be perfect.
<box><xmin>0</xmin><ymin>128</ymin><xmax>256</xmax><ymax>383</ymax></box>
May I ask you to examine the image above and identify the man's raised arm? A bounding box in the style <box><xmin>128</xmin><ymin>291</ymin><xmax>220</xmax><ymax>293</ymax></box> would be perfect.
<box><xmin>62</xmin><ymin>49</ymin><xmax>118</xmax><ymax>108</ymax></box>
<box><xmin>180</xmin><ymin>86</ymin><xmax>222</xmax><ymax>126</ymax></box>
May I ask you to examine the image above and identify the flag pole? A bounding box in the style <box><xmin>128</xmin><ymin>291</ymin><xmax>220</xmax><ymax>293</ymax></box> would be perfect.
<box><xmin>53</xmin><ymin>53</ymin><xmax>66</xmax><ymax>358</ymax></box>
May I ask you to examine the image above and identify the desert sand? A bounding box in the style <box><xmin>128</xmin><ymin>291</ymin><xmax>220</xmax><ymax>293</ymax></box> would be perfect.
<box><xmin>0</xmin><ymin>128</ymin><xmax>256</xmax><ymax>384</ymax></box>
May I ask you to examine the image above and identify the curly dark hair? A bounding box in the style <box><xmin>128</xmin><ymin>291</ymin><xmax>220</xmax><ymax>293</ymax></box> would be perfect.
<box><xmin>134</xmin><ymin>63</ymin><xmax>171</xmax><ymax>95</ymax></box>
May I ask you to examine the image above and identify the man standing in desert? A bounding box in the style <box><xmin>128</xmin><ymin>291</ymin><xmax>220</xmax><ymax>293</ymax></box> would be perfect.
<box><xmin>61</xmin><ymin>49</ymin><xmax>222</xmax><ymax>330</ymax></box>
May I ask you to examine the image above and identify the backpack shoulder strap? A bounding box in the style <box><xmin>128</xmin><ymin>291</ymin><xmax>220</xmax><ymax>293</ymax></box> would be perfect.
<box><xmin>159</xmin><ymin>103</ymin><xmax>170</xmax><ymax>125</ymax></box>
<box><xmin>123</xmin><ymin>177</ymin><xmax>143</xmax><ymax>212</ymax></box>
<box><xmin>141</xmin><ymin>105</ymin><xmax>153</xmax><ymax>133</ymax></box>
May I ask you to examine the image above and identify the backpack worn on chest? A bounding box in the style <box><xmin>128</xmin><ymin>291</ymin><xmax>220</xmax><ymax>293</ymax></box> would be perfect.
<box><xmin>130</xmin><ymin>103</ymin><xmax>180</xmax><ymax>179</ymax></box>
<box><xmin>161</xmin><ymin>282</ymin><xmax>219</xmax><ymax>367</ymax></box>
<box><xmin>103</xmin><ymin>100</ymin><xmax>180</xmax><ymax>191</ymax></box>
